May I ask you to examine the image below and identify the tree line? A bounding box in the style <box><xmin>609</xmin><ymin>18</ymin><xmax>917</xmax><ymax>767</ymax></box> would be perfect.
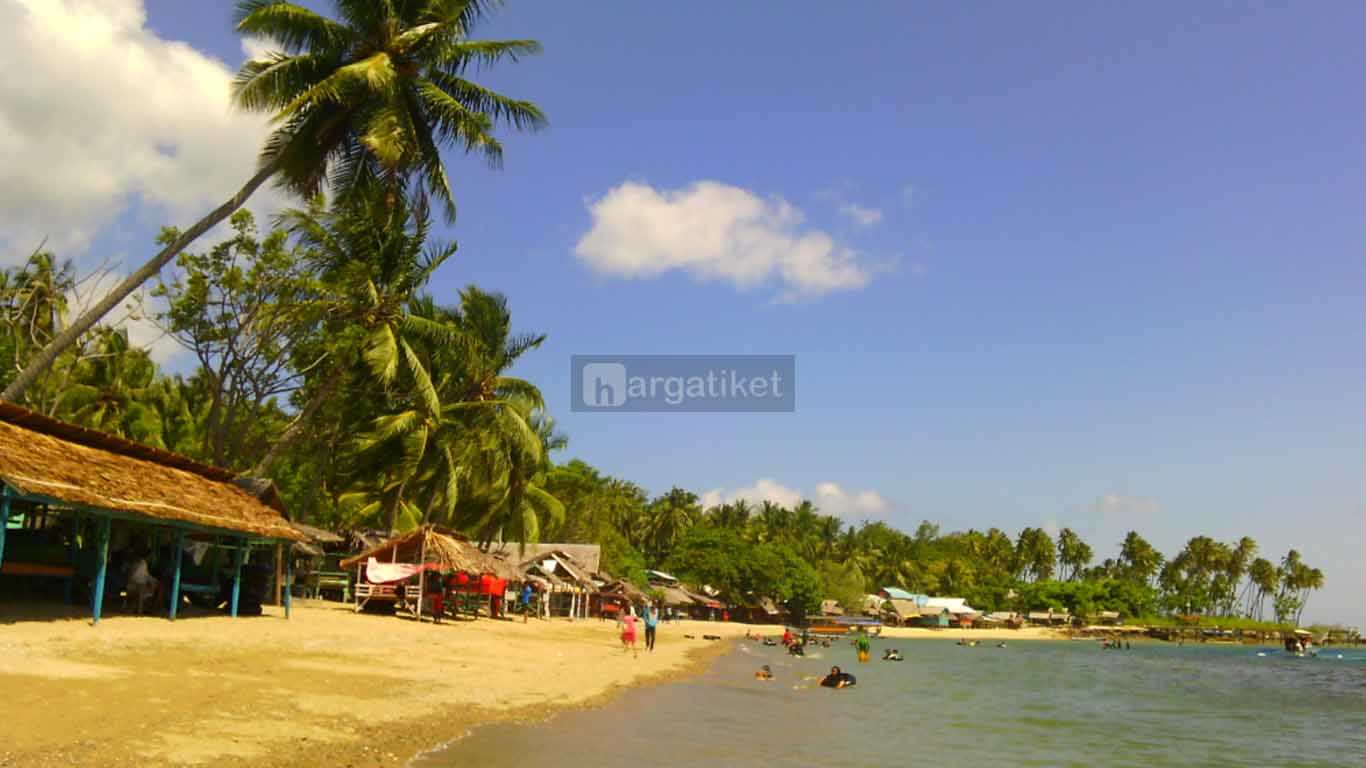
<box><xmin>535</xmin><ymin>465</ymin><xmax>1324</xmax><ymax>625</ymax></box>
<box><xmin>0</xmin><ymin>2</ymin><xmax>1326</xmax><ymax>628</ymax></box>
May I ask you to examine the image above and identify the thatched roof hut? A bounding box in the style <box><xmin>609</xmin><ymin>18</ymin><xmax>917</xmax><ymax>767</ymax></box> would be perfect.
<box><xmin>340</xmin><ymin>525</ymin><xmax>500</xmax><ymax>574</ymax></box>
<box><xmin>0</xmin><ymin>402</ymin><xmax>302</xmax><ymax>541</ymax></box>
<box><xmin>0</xmin><ymin>402</ymin><xmax>303</xmax><ymax>625</ymax></box>
<box><xmin>883</xmin><ymin>598</ymin><xmax>920</xmax><ymax>625</ymax></box>
<box><xmin>598</xmin><ymin>577</ymin><xmax>649</xmax><ymax>603</ymax></box>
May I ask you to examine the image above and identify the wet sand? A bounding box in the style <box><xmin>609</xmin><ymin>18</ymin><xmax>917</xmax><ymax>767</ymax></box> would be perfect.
<box><xmin>0</xmin><ymin>602</ymin><xmax>1061</xmax><ymax>766</ymax></box>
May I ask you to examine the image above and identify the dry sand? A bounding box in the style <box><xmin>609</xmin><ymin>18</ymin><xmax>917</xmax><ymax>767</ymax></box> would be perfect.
<box><xmin>0</xmin><ymin>601</ymin><xmax>747</xmax><ymax>767</ymax></box>
<box><xmin>0</xmin><ymin>601</ymin><xmax>1062</xmax><ymax>767</ymax></box>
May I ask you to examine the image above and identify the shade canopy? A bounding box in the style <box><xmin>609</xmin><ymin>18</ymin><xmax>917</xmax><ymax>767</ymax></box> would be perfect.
<box><xmin>0</xmin><ymin>402</ymin><xmax>301</xmax><ymax>541</ymax></box>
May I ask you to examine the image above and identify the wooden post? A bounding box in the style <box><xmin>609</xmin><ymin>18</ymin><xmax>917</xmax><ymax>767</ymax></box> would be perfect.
<box><xmin>284</xmin><ymin>544</ymin><xmax>293</xmax><ymax>620</ymax></box>
<box><xmin>91</xmin><ymin>515</ymin><xmax>111</xmax><ymax>625</ymax></box>
<box><xmin>0</xmin><ymin>485</ymin><xmax>11</xmax><ymax>572</ymax></box>
<box><xmin>273</xmin><ymin>541</ymin><xmax>284</xmax><ymax>606</ymax></box>
<box><xmin>229</xmin><ymin>539</ymin><xmax>245</xmax><ymax>618</ymax></box>
<box><xmin>415</xmin><ymin>532</ymin><xmax>427</xmax><ymax>622</ymax></box>
<box><xmin>169</xmin><ymin>529</ymin><xmax>184</xmax><ymax>620</ymax></box>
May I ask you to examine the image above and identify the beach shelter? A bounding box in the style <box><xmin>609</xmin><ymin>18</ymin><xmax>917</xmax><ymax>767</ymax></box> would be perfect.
<box><xmin>339</xmin><ymin>525</ymin><xmax>504</xmax><ymax>617</ymax></box>
<box><xmin>520</xmin><ymin>549</ymin><xmax>595</xmax><ymax>618</ymax></box>
<box><xmin>0</xmin><ymin>402</ymin><xmax>305</xmax><ymax>624</ymax></box>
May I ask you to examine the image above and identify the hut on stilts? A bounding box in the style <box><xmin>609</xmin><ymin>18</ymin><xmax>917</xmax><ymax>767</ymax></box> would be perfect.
<box><xmin>0</xmin><ymin>403</ymin><xmax>305</xmax><ymax>624</ymax></box>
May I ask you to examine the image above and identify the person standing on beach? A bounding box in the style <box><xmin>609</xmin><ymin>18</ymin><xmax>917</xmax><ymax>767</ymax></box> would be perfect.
<box><xmin>620</xmin><ymin>610</ymin><xmax>640</xmax><ymax>657</ymax></box>
<box><xmin>644</xmin><ymin>602</ymin><xmax>660</xmax><ymax>652</ymax></box>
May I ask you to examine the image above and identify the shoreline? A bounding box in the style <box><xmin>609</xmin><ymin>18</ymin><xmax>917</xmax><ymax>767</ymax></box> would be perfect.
<box><xmin>0</xmin><ymin>602</ymin><xmax>1077</xmax><ymax>767</ymax></box>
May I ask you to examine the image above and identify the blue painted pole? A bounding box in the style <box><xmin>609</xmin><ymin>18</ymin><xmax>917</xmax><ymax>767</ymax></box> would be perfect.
<box><xmin>284</xmin><ymin>544</ymin><xmax>293</xmax><ymax>620</ymax></box>
<box><xmin>169</xmin><ymin>529</ymin><xmax>184</xmax><ymax>620</ymax></box>
<box><xmin>91</xmin><ymin>516</ymin><xmax>111</xmax><ymax>625</ymax></box>
<box><xmin>230</xmin><ymin>539</ymin><xmax>245</xmax><ymax>618</ymax></box>
<box><xmin>0</xmin><ymin>485</ymin><xmax>11</xmax><ymax>573</ymax></box>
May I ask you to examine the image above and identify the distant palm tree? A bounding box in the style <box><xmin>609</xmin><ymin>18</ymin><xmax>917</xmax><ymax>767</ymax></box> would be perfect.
<box><xmin>3</xmin><ymin>0</ymin><xmax>544</xmax><ymax>402</ymax></box>
<box><xmin>58</xmin><ymin>330</ymin><xmax>165</xmax><ymax>447</ymax></box>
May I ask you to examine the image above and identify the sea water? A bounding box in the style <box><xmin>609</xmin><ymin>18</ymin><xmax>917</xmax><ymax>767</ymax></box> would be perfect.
<box><xmin>415</xmin><ymin>637</ymin><xmax>1366</xmax><ymax>767</ymax></box>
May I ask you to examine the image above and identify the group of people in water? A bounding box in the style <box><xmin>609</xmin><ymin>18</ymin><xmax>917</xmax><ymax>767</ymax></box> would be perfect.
<box><xmin>750</xmin><ymin>628</ymin><xmax>915</xmax><ymax>689</ymax></box>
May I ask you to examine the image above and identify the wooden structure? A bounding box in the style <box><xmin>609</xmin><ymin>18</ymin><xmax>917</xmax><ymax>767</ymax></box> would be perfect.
<box><xmin>590</xmin><ymin>575</ymin><xmax>648</xmax><ymax>618</ymax></box>
<box><xmin>288</xmin><ymin>521</ymin><xmax>350</xmax><ymax>601</ymax></box>
<box><xmin>521</xmin><ymin>549</ymin><xmax>595</xmax><ymax>618</ymax></box>
<box><xmin>0</xmin><ymin>403</ymin><xmax>304</xmax><ymax>624</ymax></box>
<box><xmin>339</xmin><ymin>525</ymin><xmax>510</xmax><ymax>618</ymax></box>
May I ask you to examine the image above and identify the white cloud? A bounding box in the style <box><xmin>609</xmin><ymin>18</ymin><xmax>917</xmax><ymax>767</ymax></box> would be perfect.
<box><xmin>240</xmin><ymin>36</ymin><xmax>276</xmax><ymax>63</ymax></box>
<box><xmin>1093</xmin><ymin>494</ymin><xmax>1161</xmax><ymax>516</ymax></box>
<box><xmin>574</xmin><ymin>181</ymin><xmax>874</xmax><ymax>300</ymax></box>
<box><xmin>701</xmin><ymin>478</ymin><xmax>890</xmax><ymax>520</ymax></box>
<box><xmin>701</xmin><ymin>478</ymin><xmax>803</xmax><ymax>510</ymax></box>
<box><xmin>838</xmin><ymin>203</ymin><xmax>883</xmax><ymax>227</ymax></box>
<box><xmin>0</xmin><ymin>0</ymin><xmax>285</xmax><ymax>263</ymax></box>
<box><xmin>814</xmin><ymin>481</ymin><xmax>890</xmax><ymax>519</ymax></box>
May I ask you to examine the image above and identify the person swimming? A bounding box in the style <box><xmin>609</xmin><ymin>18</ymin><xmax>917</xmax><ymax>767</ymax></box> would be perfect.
<box><xmin>788</xmin><ymin>641</ymin><xmax>805</xmax><ymax>656</ymax></box>
<box><xmin>820</xmin><ymin>666</ymin><xmax>856</xmax><ymax>688</ymax></box>
<box><xmin>755</xmin><ymin>664</ymin><xmax>774</xmax><ymax>680</ymax></box>
<box><xmin>882</xmin><ymin>648</ymin><xmax>903</xmax><ymax>661</ymax></box>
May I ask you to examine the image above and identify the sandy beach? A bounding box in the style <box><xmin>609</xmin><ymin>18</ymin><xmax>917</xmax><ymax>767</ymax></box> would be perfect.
<box><xmin>0</xmin><ymin>602</ymin><xmax>1061</xmax><ymax>767</ymax></box>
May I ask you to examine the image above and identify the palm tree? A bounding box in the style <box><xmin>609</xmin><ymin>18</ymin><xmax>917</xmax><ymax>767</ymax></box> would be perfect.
<box><xmin>248</xmin><ymin>190</ymin><xmax>462</xmax><ymax>476</ymax></box>
<box><xmin>1246</xmin><ymin>557</ymin><xmax>1278</xmax><ymax>620</ymax></box>
<box><xmin>1118</xmin><ymin>531</ymin><xmax>1163</xmax><ymax>586</ymax></box>
<box><xmin>2</xmin><ymin>0</ymin><xmax>545</xmax><ymax>402</ymax></box>
<box><xmin>645</xmin><ymin>488</ymin><xmax>701</xmax><ymax>565</ymax></box>
<box><xmin>57</xmin><ymin>329</ymin><xmax>166</xmax><ymax>447</ymax></box>
<box><xmin>1056</xmin><ymin>528</ymin><xmax>1093</xmax><ymax>581</ymax></box>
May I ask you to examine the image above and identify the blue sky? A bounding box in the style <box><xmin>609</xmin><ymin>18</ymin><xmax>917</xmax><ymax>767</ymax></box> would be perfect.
<box><xmin>6</xmin><ymin>1</ymin><xmax>1363</xmax><ymax>624</ymax></box>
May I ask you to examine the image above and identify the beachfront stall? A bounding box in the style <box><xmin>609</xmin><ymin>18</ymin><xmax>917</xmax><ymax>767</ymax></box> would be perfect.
<box><xmin>590</xmin><ymin>575</ymin><xmax>648</xmax><ymax>619</ymax></box>
<box><xmin>521</xmin><ymin>549</ymin><xmax>595</xmax><ymax>618</ymax></box>
<box><xmin>0</xmin><ymin>402</ymin><xmax>305</xmax><ymax>624</ymax></box>
<box><xmin>339</xmin><ymin>525</ymin><xmax>513</xmax><ymax>620</ymax></box>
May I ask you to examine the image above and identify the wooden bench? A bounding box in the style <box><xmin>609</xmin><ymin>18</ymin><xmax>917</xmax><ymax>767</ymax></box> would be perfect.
<box><xmin>354</xmin><ymin>582</ymin><xmax>400</xmax><ymax>612</ymax></box>
<box><xmin>0</xmin><ymin>561</ymin><xmax>75</xmax><ymax>578</ymax></box>
<box><xmin>306</xmin><ymin>571</ymin><xmax>351</xmax><ymax>601</ymax></box>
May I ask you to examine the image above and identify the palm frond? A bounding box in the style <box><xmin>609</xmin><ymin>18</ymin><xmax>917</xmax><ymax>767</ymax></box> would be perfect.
<box><xmin>234</xmin><ymin>1</ymin><xmax>355</xmax><ymax>55</ymax></box>
<box><xmin>363</xmin><ymin>324</ymin><xmax>399</xmax><ymax>383</ymax></box>
<box><xmin>429</xmin><ymin>39</ymin><xmax>544</xmax><ymax>76</ymax></box>
<box><xmin>400</xmin><ymin>338</ymin><xmax>442</xmax><ymax>417</ymax></box>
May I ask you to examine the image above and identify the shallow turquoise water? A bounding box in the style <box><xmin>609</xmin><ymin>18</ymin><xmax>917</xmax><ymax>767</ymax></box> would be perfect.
<box><xmin>417</xmin><ymin>637</ymin><xmax>1366</xmax><ymax>767</ymax></box>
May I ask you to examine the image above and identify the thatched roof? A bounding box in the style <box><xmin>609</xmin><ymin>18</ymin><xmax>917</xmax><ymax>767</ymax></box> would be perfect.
<box><xmin>521</xmin><ymin>549</ymin><xmax>594</xmax><ymax>586</ymax></box>
<box><xmin>599</xmin><ymin>578</ymin><xmax>648</xmax><ymax>603</ymax></box>
<box><xmin>884</xmin><ymin>598</ymin><xmax>920</xmax><ymax>618</ymax></box>
<box><xmin>659</xmin><ymin>585</ymin><xmax>700</xmax><ymax>607</ymax></box>
<box><xmin>0</xmin><ymin>402</ymin><xmax>302</xmax><ymax>540</ymax></box>
<box><xmin>290</xmin><ymin>521</ymin><xmax>345</xmax><ymax>544</ymax></box>
<box><xmin>339</xmin><ymin>525</ymin><xmax>504</xmax><ymax>573</ymax></box>
<box><xmin>488</xmin><ymin>542</ymin><xmax>601</xmax><ymax>573</ymax></box>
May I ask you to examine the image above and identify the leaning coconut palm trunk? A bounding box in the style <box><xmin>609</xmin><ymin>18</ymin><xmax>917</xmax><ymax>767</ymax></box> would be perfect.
<box><xmin>2</xmin><ymin>160</ymin><xmax>280</xmax><ymax>403</ymax></box>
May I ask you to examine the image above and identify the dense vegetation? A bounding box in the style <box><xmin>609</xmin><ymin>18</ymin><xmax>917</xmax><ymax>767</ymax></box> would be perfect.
<box><xmin>0</xmin><ymin>1</ymin><xmax>1327</xmax><ymax>628</ymax></box>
